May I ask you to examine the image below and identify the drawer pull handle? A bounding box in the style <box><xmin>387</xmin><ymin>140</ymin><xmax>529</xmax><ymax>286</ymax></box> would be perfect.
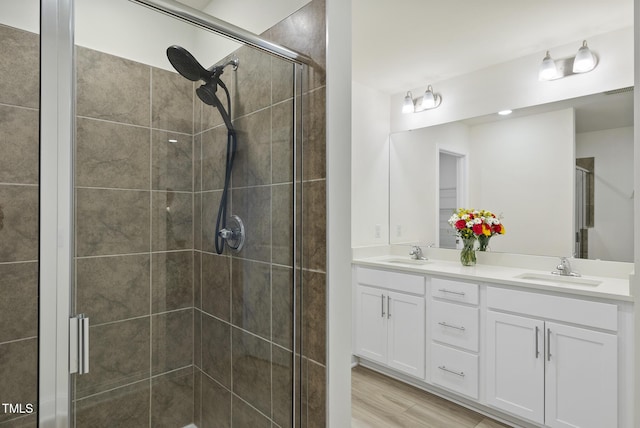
<box><xmin>438</xmin><ymin>321</ymin><xmax>466</xmax><ymax>331</ymax></box>
<box><xmin>438</xmin><ymin>288</ymin><xmax>466</xmax><ymax>296</ymax></box>
<box><xmin>438</xmin><ymin>365</ymin><xmax>465</xmax><ymax>377</ymax></box>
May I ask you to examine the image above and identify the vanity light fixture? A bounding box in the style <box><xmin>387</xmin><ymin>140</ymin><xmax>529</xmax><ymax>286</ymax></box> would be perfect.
<box><xmin>402</xmin><ymin>86</ymin><xmax>442</xmax><ymax>113</ymax></box>
<box><xmin>539</xmin><ymin>40</ymin><xmax>597</xmax><ymax>81</ymax></box>
<box><xmin>402</xmin><ymin>91</ymin><xmax>415</xmax><ymax>114</ymax></box>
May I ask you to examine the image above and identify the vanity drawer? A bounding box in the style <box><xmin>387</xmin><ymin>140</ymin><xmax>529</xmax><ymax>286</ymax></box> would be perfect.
<box><xmin>430</xmin><ymin>277</ymin><xmax>479</xmax><ymax>305</ymax></box>
<box><xmin>430</xmin><ymin>343</ymin><xmax>478</xmax><ymax>400</ymax></box>
<box><xmin>357</xmin><ymin>267</ymin><xmax>425</xmax><ymax>295</ymax></box>
<box><xmin>431</xmin><ymin>300</ymin><xmax>479</xmax><ymax>352</ymax></box>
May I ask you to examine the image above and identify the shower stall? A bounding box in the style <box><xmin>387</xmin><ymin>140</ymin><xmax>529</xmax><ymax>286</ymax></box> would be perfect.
<box><xmin>0</xmin><ymin>0</ymin><xmax>327</xmax><ymax>426</ymax></box>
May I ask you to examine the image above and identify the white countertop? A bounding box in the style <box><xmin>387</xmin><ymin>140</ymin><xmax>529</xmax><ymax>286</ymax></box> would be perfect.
<box><xmin>353</xmin><ymin>254</ymin><xmax>633</xmax><ymax>302</ymax></box>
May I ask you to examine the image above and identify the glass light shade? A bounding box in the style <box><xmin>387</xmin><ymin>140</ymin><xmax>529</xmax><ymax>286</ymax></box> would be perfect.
<box><xmin>573</xmin><ymin>41</ymin><xmax>596</xmax><ymax>73</ymax></box>
<box><xmin>539</xmin><ymin>51</ymin><xmax>558</xmax><ymax>81</ymax></box>
<box><xmin>402</xmin><ymin>92</ymin><xmax>415</xmax><ymax>114</ymax></box>
<box><xmin>421</xmin><ymin>86</ymin><xmax>436</xmax><ymax>109</ymax></box>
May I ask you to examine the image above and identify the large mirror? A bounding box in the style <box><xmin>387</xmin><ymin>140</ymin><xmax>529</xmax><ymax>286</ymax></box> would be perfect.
<box><xmin>390</xmin><ymin>88</ymin><xmax>634</xmax><ymax>262</ymax></box>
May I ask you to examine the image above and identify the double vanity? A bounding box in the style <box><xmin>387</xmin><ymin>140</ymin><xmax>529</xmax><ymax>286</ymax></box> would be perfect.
<box><xmin>352</xmin><ymin>247</ymin><xmax>634</xmax><ymax>428</ymax></box>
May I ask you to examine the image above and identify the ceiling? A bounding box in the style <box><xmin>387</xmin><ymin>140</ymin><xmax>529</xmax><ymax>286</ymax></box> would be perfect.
<box><xmin>352</xmin><ymin>0</ymin><xmax>634</xmax><ymax>95</ymax></box>
<box><xmin>175</xmin><ymin>0</ymin><xmax>633</xmax><ymax>100</ymax></box>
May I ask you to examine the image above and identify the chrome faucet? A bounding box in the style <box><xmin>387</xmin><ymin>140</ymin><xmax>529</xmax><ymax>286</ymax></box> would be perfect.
<box><xmin>552</xmin><ymin>257</ymin><xmax>580</xmax><ymax>277</ymax></box>
<box><xmin>409</xmin><ymin>245</ymin><xmax>426</xmax><ymax>260</ymax></box>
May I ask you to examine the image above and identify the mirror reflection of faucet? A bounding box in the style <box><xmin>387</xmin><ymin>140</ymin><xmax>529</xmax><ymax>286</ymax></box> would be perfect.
<box><xmin>551</xmin><ymin>256</ymin><xmax>581</xmax><ymax>277</ymax></box>
<box><xmin>409</xmin><ymin>245</ymin><xmax>427</xmax><ymax>260</ymax></box>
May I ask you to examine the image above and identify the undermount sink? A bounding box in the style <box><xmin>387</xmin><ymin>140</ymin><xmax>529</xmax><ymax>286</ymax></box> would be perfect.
<box><xmin>384</xmin><ymin>258</ymin><xmax>430</xmax><ymax>266</ymax></box>
<box><xmin>515</xmin><ymin>272</ymin><xmax>602</xmax><ymax>287</ymax></box>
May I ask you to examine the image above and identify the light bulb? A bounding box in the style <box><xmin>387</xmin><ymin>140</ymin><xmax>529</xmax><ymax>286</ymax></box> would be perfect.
<box><xmin>421</xmin><ymin>86</ymin><xmax>436</xmax><ymax>109</ymax></box>
<box><xmin>573</xmin><ymin>41</ymin><xmax>596</xmax><ymax>73</ymax></box>
<box><xmin>402</xmin><ymin>92</ymin><xmax>415</xmax><ymax>114</ymax></box>
<box><xmin>539</xmin><ymin>51</ymin><xmax>558</xmax><ymax>81</ymax></box>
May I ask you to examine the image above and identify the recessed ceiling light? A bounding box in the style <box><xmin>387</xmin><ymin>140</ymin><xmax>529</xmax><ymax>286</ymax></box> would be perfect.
<box><xmin>498</xmin><ymin>110</ymin><xmax>513</xmax><ymax>116</ymax></box>
<box><xmin>168</xmin><ymin>139</ymin><xmax>178</xmax><ymax>143</ymax></box>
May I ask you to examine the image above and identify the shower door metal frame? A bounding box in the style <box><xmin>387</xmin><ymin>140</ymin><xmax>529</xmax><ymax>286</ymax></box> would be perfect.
<box><xmin>39</xmin><ymin>0</ymin><xmax>308</xmax><ymax>426</ymax></box>
<box><xmin>39</xmin><ymin>0</ymin><xmax>75</xmax><ymax>427</ymax></box>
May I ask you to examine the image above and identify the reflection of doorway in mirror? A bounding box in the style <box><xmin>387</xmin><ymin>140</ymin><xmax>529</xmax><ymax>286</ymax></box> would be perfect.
<box><xmin>439</xmin><ymin>151</ymin><xmax>466</xmax><ymax>249</ymax></box>
<box><xmin>575</xmin><ymin>159</ymin><xmax>594</xmax><ymax>259</ymax></box>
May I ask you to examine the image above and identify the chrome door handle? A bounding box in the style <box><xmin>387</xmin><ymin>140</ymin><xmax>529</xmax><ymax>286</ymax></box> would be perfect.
<box><xmin>438</xmin><ymin>288</ymin><xmax>465</xmax><ymax>296</ymax></box>
<box><xmin>438</xmin><ymin>365</ymin><xmax>465</xmax><ymax>377</ymax></box>
<box><xmin>387</xmin><ymin>296</ymin><xmax>391</xmax><ymax>319</ymax></box>
<box><xmin>381</xmin><ymin>294</ymin><xmax>385</xmax><ymax>318</ymax></box>
<box><xmin>438</xmin><ymin>321</ymin><xmax>466</xmax><ymax>331</ymax></box>
<box><xmin>535</xmin><ymin>326</ymin><xmax>540</xmax><ymax>359</ymax></box>
<box><xmin>547</xmin><ymin>328</ymin><xmax>552</xmax><ymax>361</ymax></box>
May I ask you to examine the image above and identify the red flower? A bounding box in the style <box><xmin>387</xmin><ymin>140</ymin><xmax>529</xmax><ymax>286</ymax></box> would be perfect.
<box><xmin>472</xmin><ymin>223</ymin><xmax>483</xmax><ymax>235</ymax></box>
<box><xmin>455</xmin><ymin>219</ymin><xmax>466</xmax><ymax>230</ymax></box>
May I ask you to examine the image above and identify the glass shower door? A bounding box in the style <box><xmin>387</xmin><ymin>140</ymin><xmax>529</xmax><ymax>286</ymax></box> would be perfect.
<box><xmin>69</xmin><ymin>1</ymin><xmax>303</xmax><ymax>427</ymax></box>
<box><xmin>0</xmin><ymin>2</ymin><xmax>40</xmax><ymax>426</ymax></box>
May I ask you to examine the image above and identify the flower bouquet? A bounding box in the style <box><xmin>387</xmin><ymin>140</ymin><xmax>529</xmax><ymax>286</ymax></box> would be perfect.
<box><xmin>448</xmin><ymin>209</ymin><xmax>505</xmax><ymax>265</ymax></box>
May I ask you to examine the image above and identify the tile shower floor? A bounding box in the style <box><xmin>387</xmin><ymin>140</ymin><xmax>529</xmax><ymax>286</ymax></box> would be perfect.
<box><xmin>351</xmin><ymin>366</ymin><xmax>511</xmax><ymax>427</ymax></box>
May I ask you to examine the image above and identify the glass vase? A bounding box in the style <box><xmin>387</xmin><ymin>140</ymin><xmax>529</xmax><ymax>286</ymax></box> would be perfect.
<box><xmin>478</xmin><ymin>234</ymin><xmax>491</xmax><ymax>251</ymax></box>
<box><xmin>460</xmin><ymin>237</ymin><xmax>477</xmax><ymax>266</ymax></box>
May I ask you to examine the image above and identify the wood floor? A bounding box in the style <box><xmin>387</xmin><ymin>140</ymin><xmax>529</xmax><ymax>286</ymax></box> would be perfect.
<box><xmin>351</xmin><ymin>366</ymin><xmax>512</xmax><ymax>428</ymax></box>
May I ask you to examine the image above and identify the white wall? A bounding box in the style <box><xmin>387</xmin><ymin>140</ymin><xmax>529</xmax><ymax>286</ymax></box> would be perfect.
<box><xmin>468</xmin><ymin>109</ymin><xmax>575</xmax><ymax>256</ymax></box>
<box><xmin>576</xmin><ymin>126</ymin><xmax>634</xmax><ymax>262</ymax></box>
<box><xmin>202</xmin><ymin>0</ymin><xmax>310</xmax><ymax>34</ymax></box>
<box><xmin>0</xmin><ymin>0</ymin><xmax>39</xmax><ymax>33</ymax></box>
<box><xmin>75</xmin><ymin>0</ymin><xmax>238</xmax><ymax>71</ymax></box>
<box><xmin>390</xmin><ymin>27</ymin><xmax>634</xmax><ymax>133</ymax></box>
<box><xmin>351</xmin><ymin>81</ymin><xmax>391</xmax><ymax>247</ymax></box>
<box><xmin>327</xmin><ymin>0</ymin><xmax>353</xmax><ymax>425</ymax></box>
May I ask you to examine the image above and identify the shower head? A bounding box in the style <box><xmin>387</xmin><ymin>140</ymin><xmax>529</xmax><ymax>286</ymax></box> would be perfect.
<box><xmin>167</xmin><ymin>45</ymin><xmax>235</xmax><ymax>132</ymax></box>
<box><xmin>196</xmin><ymin>81</ymin><xmax>219</xmax><ymax>106</ymax></box>
<box><xmin>197</xmin><ymin>81</ymin><xmax>234</xmax><ymax>131</ymax></box>
<box><xmin>166</xmin><ymin>45</ymin><xmax>213</xmax><ymax>82</ymax></box>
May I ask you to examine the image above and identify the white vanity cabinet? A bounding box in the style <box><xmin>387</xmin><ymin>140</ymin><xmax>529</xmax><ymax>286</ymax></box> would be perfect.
<box><xmin>355</xmin><ymin>267</ymin><xmax>426</xmax><ymax>378</ymax></box>
<box><xmin>486</xmin><ymin>286</ymin><xmax>618</xmax><ymax>428</ymax></box>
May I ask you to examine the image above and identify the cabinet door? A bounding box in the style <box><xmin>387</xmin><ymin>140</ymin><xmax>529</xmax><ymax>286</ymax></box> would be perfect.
<box><xmin>386</xmin><ymin>291</ymin><xmax>425</xmax><ymax>378</ymax></box>
<box><xmin>355</xmin><ymin>285</ymin><xmax>387</xmax><ymax>364</ymax></box>
<box><xmin>486</xmin><ymin>311</ymin><xmax>544</xmax><ymax>424</ymax></box>
<box><xmin>545</xmin><ymin>322</ymin><xmax>617</xmax><ymax>428</ymax></box>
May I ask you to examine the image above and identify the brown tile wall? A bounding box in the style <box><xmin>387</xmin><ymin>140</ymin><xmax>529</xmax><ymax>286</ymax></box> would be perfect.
<box><xmin>268</xmin><ymin>0</ymin><xmax>328</xmax><ymax>426</ymax></box>
<box><xmin>73</xmin><ymin>46</ymin><xmax>195</xmax><ymax>427</ymax></box>
<box><xmin>0</xmin><ymin>24</ymin><xmax>40</xmax><ymax>428</ymax></box>
<box><xmin>193</xmin><ymin>43</ymin><xmax>300</xmax><ymax>427</ymax></box>
<box><xmin>193</xmin><ymin>1</ymin><xmax>327</xmax><ymax>427</ymax></box>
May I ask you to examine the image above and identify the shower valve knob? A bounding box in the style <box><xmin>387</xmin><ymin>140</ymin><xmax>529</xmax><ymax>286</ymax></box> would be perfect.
<box><xmin>217</xmin><ymin>215</ymin><xmax>245</xmax><ymax>253</ymax></box>
<box><xmin>218</xmin><ymin>228</ymin><xmax>234</xmax><ymax>239</ymax></box>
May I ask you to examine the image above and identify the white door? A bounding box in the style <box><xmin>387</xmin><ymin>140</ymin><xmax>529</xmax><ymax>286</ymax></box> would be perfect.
<box><xmin>545</xmin><ymin>322</ymin><xmax>617</xmax><ymax>428</ymax></box>
<box><xmin>486</xmin><ymin>311</ymin><xmax>544</xmax><ymax>424</ymax></box>
<box><xmin>355</xmin><ymin>285</ymin><xmax>388</xmax><ymax>364</ymax></box>
<box><xmin>386</xmin><ymin>291</ymin><xmax>425</xmax><ymax>378</ymax></box>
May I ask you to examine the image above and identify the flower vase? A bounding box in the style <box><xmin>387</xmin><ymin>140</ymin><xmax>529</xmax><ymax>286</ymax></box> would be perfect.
<box><xmin>460</xmin><ymin>237</ymin><xmax>477</xmax><ymax>266</ymax></box>
<box><xmin>478</xmin><ymin>234</ymin><xmax>491</xmax><ymax>251</ymax></box>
